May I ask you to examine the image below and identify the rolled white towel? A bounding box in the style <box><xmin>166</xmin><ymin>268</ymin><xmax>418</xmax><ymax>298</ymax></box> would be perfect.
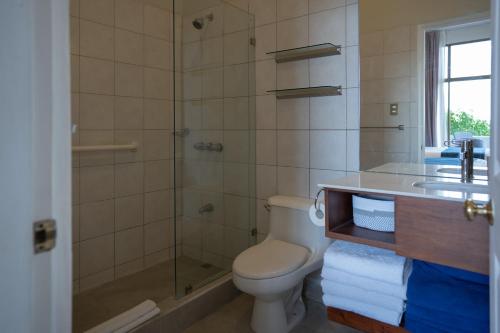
<box><xmin>323</xmin><ymin>241</ymin><xmax>408</xmax><ymax>285</ymax></box>
<box><xmin>321</xmin><ymin>266</ymin><xmax>409</xmax><ymax>299</ymax></box>
<box><xmin>323</xmin><ymin>294</ymin><xmax>403</xmax><ymax>326</ymax></box>
<box><xmin>321</xmin><ymin>280</ymin><xmax>405</xmax><ymax>312</ymax></box>
<box><xmin>84</xmin><ymin>300</ymin><xmax>160</xmax><ymax>333</ymax></box>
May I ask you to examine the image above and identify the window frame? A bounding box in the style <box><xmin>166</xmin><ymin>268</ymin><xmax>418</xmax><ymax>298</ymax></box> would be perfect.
<box><xmin>444</xmin><ymin>38</ymin><xmax>492</xmax><ymax>141</ymax></box>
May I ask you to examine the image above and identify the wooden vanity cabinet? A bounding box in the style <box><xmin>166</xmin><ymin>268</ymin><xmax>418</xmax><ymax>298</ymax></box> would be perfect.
<box><xmin>325</xmin><ymin>188</ymin><xmax>489</xmax><ymax>274</ymax></box>
<box><xmin>395</xmin><ymin>196</ymin><xmax>489</xmax><ymax>275</ymax></box>
<box><xmin>324</xmin><ymin>189</ymin><xmax>489</xmax><ymax>332</ymax></box>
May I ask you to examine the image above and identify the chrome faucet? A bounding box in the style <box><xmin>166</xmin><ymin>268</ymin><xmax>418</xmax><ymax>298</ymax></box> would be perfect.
<box><xmin>198</xmin><ymin>203</ymin><xmax>214</xmax><ymax>214</ymax></box>
<box><xmin>459</xmin><ymin>139</ymin><xmax>474</xmax><ymax>183</ymax></box>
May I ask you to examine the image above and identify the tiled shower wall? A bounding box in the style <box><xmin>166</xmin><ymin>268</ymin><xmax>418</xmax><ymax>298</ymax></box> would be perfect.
<box><xmin>250</xmin><ymin>0</ymin><xmax>360</xmax><ymax>241</ymax></box>
<box><xmin>70</xmin><ymin>0</ymin><xmax>176</xmax><ymax>293</ymax></box>
<box><xmin>177</xmin><ymin>0</ymin><xmax>257</xmax><ymax>270</ymax></box>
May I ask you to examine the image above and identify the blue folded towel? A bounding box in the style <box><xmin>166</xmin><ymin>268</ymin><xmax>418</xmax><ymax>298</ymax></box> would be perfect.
<box><xmin>406</xmin><ymin>261</ymin><xmax>489</xmax><ymax>333</ymax></box>
<box><xmin>441</xmin><ymin>147</ymin><xmax>486</xmax><ymax>159</ymax></box>
<box><xmin>405</xmin><ymin>317</ymin><xmax>468</xmax><ymax>333</ymax></box>
<box><xmin>406</xmin><ymin>303</ymin><xmax>488</xmax><ymax>333</ymax></box>
<box><xmin>424</xmin><ymin>157</ymin><xmax>461</xmax><ymax>165</ymax></box>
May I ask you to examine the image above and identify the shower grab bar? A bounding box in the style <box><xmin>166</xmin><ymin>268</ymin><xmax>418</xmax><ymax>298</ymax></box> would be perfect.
<box><xmin>360</xmin><ymin>125</ymin><xmax>405</xmax><ymax>130</ymax></box>
<box><xmin>72</xmin><ymin>142</ymin><xmax>138</xmax><ymax>152</ymax></box>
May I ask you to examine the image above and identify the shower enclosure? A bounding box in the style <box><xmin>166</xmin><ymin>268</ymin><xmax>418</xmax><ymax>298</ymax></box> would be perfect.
<box><xmin>70</xmin><ymin>0</ymin><xmax>255</xmax><ymax>331</ymax></box>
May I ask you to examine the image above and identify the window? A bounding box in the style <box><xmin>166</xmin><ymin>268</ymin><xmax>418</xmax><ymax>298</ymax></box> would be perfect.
<box><xmin>444</xmin><ymin>39</ymin><xmax>491</xmax><ymax>142</ymax></box>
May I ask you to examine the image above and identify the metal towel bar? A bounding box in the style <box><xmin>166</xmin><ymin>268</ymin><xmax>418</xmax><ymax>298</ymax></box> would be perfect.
<box><xmin>72</xmin><ymin>142</ymin><xmax>138</xmax><ymax>152</ymax></box>
<box><xmin>360</xmin><ymin>125</ymin><xmax>405</xmax><ymax>130</ymax></box>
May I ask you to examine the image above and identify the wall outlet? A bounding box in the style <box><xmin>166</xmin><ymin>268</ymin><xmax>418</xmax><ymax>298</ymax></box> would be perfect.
<box><xmin>389</xmin><ymin>103</ymin><xmax>399</xmax><ymax>115</ymax></box>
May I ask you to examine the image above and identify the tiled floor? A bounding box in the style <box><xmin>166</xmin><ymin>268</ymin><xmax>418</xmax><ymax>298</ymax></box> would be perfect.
<box><xmin>183</xmin><ymin>294</ymin><xmax>362</xmax><ymax>333</ymax></box>
<box><xmin>73</xmin><ymin>256</ymin><xmax>225</xmax><ymax>332</ymax></box>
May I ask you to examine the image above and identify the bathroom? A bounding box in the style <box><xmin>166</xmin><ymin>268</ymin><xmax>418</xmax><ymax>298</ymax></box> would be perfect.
<box><xmin>0</xmin><ymin>0</ymin><xmax>499</xmax><ymax>332</ymax></box>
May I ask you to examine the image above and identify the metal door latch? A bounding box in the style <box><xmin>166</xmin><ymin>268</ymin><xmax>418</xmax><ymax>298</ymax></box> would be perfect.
<box><xmin>34</xmin><ymin>219</ymin><xmax>56</xmax><ymax>254</ymax></box>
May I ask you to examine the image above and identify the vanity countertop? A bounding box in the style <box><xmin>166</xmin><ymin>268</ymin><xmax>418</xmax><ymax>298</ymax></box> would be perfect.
<box><xmin>319</xmin><ymin>171</ymin><xmax>489</xmax><ymax>203</ymax></box>
<box><xmin>367</xmin><ymin>162</ymin><xmax>488</xmax><ymax>179</ymax></box>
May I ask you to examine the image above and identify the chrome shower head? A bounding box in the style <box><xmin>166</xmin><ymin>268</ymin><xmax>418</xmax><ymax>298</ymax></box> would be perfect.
<box><xmin>192</xmin><ymin>13</ymin><xmax>213</xmax><ymax>30</ymax></box>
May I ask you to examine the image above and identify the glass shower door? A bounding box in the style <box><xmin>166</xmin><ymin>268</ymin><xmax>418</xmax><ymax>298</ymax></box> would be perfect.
<box><xmin>173</xmin><ymin>0</ymin><xmax>257</xmax><ymax>297</ymax></box>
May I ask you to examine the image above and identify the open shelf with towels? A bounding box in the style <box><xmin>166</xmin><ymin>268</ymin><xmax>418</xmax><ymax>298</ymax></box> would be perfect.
<box><xmin>324</xmin><ymin>188</ymin><xmax>396</xmax><ymax>251</ymax></box>
<box><xmin>267</xmin><ymin>86</ymin><xmax>342</xmax><ymax>99</ymax></box>
<box><xmin>267</xmin><ymin>43</ymin><xmax>341</xmax><ymax>63</ymax></box>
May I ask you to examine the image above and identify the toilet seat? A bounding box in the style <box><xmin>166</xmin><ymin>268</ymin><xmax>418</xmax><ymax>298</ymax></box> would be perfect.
<box><xmin>233</xmin><ymin>240</ymin><xmax>309</xmax><ymax>280</ymax></box>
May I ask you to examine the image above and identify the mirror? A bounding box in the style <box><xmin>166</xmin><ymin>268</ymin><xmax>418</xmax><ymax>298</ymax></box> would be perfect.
<box><xmin>359</xmin><ymin>0</ymin><xmax>491</xmax><ymax>179</ymax></box>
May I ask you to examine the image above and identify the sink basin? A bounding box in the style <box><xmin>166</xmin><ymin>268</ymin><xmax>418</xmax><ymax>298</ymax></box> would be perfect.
<box><xmin>436</xmin><ymin>167</ymin><xmax>488</xmax><ymax>177</ymax></box>
<box><xmin>413</xmin><ymin>181</ymin><xmax>489</xmax><ymax>194</ymax></box>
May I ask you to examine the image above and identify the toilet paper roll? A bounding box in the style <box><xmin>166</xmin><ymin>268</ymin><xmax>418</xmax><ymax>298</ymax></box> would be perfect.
<box><xmin>309</xmin><ymin>202</ymin><xmax>326</xmax><ymax>227</ymax></box>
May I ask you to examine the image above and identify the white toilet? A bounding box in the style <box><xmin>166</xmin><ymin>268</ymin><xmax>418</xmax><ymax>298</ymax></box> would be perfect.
<box><xmin>232</xmin><ymin>195</ymin><xmax>332</xmax><ymax>333</ymax></box>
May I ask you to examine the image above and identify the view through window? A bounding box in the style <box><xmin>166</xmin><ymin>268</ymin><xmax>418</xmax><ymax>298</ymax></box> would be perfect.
<box><xmin>444</xmin><ymin>39</ymin><xmax>491</xmax><ymax>144</ymax></box>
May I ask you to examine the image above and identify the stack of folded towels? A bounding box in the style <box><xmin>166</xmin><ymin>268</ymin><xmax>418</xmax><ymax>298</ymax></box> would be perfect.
<box><xmin>321</xmin><ymin>240</ymin><xmax>411</xmax><ymax>326</ymax></box>
<box><xmin>405</xmin><ymin>260</ymin><xmax>489</xmax><ymax>333</ymax></box>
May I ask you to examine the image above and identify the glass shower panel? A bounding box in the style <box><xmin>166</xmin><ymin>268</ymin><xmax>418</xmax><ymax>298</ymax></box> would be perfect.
<box><xmin>173</xmin><ymin>0</ymin><xmax>257</xmax><ymax>297</ymax></box>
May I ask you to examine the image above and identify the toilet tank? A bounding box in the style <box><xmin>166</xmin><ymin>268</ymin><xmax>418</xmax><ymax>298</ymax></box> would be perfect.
<box><xmin>267</xmin><ymin>195</ymin><xmax>330</xmax><ymax>252</ymax></box>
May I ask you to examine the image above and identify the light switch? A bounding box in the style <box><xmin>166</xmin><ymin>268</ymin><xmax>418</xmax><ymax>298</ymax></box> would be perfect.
<box><xmin>390</xmin><ymin>103</ymin><xmax>399</xmax><ymax>116</ymax></box>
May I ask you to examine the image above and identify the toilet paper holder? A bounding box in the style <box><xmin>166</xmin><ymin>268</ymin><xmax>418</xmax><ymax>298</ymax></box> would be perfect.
<box><xmin>314</xmin><ymin>189</ymin><xmax>325</xmax><ymax>219</ymax></box>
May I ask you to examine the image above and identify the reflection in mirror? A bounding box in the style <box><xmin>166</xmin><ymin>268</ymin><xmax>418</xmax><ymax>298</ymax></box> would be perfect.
<box><xmin>359</xmin><ymin>0</ymin><xmax>491</xmax><ymax>179</ymax></box>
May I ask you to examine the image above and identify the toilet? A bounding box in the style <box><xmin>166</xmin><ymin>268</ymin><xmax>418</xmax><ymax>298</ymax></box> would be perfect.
<box><xmin>232</xmin><ymin>195</ymin><xmax>332</xmax><ymax>333</ymax></box>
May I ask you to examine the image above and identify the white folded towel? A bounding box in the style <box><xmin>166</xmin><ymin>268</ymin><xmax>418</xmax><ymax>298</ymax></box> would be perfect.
<box><xmin>323</xmin><ymin>294</ymin><xmax>403</xmax><ymax>326</ymax></box>
<box><xmin>323</xmin><ymin>241</ymin><xmax>407</xmax><ymax>285</ymax></box>
<box><xmin>321</xmin><ymin>265</ymin><xmax>411</xmax><ymax>299</ymax></box>
<box><xmin>321</xmin><ymin>280</ymin><xmax>405</xmax><ymax>312</ymax></box>
<box><xmin>84</xmin><ymin>300</ymin><xmax>160</xmax><ymax>333</ymax></box>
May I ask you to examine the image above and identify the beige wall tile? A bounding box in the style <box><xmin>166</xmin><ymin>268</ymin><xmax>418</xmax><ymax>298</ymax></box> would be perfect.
<box><xmin>144</xmin><ymin>190</ymin><xmax>170</xmax><ymax>222</ymax></box>
<box><xmin>115</xmin><ymin>0</ymin><xmax>144</xmax><ymax>33</ymax></box>
<box><xmin>80</xmin><ymin>20</ymin><xmax>114</xmax><ymax>60</ymax></box>
<box><xmin>144</xmin><ymin>68</ymin><xmax>171</xmax><ymax>99</ymax></box>
<box><xmin>251</xmin><ymin>0</ymin><xmax>277</xmax><ymax>27</ymax></box>
<box><xmin>80</xmin><ymin>0</ymin><xmax>114</xmax><ymax>26</ymax></box>
<box><xmin>144</xmin><ymin>5</ymin><xmax>171</xmax><ymax>40</ymax></box>
<box><xmin>223</xmin><ymin>163</ymin><xmax>249</xmax><ymax>196</ymax></box>
<box><xmin>256</xmin><ymin>165</ymin><xmax>277</xmax><ymax>199</ymax></box>
<box><xmin>277</xmin><ymin>166</ymin><xmax>309</xmax><ymax>197</ymax></box>
<box><xmin>115</xmin><ymin>97</ymin><xmax>143</xmax><ymax>130</ymax></box>
<box><xmin>115</xmin><ymin>227</ymin><xmax>144</xmax><ymax>264</ymax></box>
<box><xmin>277</xmin><ymin>130</ymin><xmax>309</xmax><ymax>167</ymax></box>
<box><xmin>80</xmin><ymin>93</ymin><xmax>114</xmax><ymax>130</ymax></box>
<box><xmin>143</xmin><ymin>130</ymin><xmax>170</xmax><ymax>160</ymax></box>
<box><xmin>71</xmin><ymin>18</ymin><xmax>79</xmax><ymax>54</ymax></box>
<box><xmin>277</xmin><ymin>98</ymin><xmax>309</xmax><ymax>130</ymax></box>
<box><xmin>277</xmin><ymin>16</ymin><xmax>308</xmax><ymax>50</ymax></box>
<box><xmin>144</xmin><ymin>36</ymin><xmax>171</xmax><ymax>69</ymax></box>
<box><xmin>115</xmin><ymin>162</ymin><xmax>144</xmax><ymax>197</ymax></box>
<box><xmin>115</xmin><ymin>29</ymin><xmax>143</xmax><ymax>65</ymax></box>
<box><xmin>80</xmin><ymin>57</ymin><xmax>114</xmax><ymax>95</ymax></box>
<box><xmin>145</xmin><ymin>220</ymin><xmax>169</xmax><ymax>254</ymax></box>
<box><xmin>309</xmin><ymin>7</ymin><xmax>345</xmax><ymax>45</ymax></box>
<box><xmin>71</xmin><ymin>55</ymin><xmax>79</xmax><ymax>93</ymax></box>
<box><xmin>79</xmin><ymin>166</ymin><xmax>114</xmax><ymax>203</ymax></box>
<box><xmin>277</xmin><ymin>0</ymin><xmax>308</xmax><ymax>21</ymax></box>
<box><xmin>79</xmin><ymin>234</ymin><xmax>114</xmax><ymax>276</ymax></box>
<box><xmin>115</xmin><ymin>194</ymin><xmax>144</xmax><ymax>230</ymax></box>
<box><xmin>144</xmin><ymin>160</ymin><xmax>170</xmax><ymax>192</ymax></box>
<box><xmin>144</xmin><ymin>99</ymin><xmax>171</xmax><ymax>129</ymax></box>
<box><xmin>115</xmin><ymin>63</ymin><xmax>144</xmax><ymax>97</ymax></box>
<box><xmin>310</xmin><ymin>130</ymin><xmax>347</xmax><ymax>170</ymax></box>
<box><xmin>80</xmin><ymin>199</ymin><xmax>115</xmax><ymax>240</ymax></box>
<box><xmin>70</xmin><ymin>0</ymin><xmax>79</xmax><ymax>17</ymax></box>
<box><xmin>309</xmin><ymin>0</ymin><xmax>345</xmax><ymax>13</ymax></box>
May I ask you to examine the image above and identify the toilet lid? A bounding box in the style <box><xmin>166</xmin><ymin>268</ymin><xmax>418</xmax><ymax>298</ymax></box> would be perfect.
<box><xmin>233</xmin><ymin>240</ymin><xmax>309</xmax><ymax>279</ymax></box>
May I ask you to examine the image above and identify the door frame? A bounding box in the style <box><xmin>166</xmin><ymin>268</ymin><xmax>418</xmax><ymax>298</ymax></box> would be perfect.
<box><xmin>0</xmin><ymin>0</ymin><xmax>72</xmax><ymax>332</ymax></box>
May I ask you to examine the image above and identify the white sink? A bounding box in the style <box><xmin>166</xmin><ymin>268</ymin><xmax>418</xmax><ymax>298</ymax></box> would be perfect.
<box><xmin>436</xmin><ymin>167</ymin><xmax>488</xmax><ymax>177</ymax></box>
<box><xmin>412</xmin><ymin>181</ymin><xmax>489</xmax><ymax>194</ymax></box>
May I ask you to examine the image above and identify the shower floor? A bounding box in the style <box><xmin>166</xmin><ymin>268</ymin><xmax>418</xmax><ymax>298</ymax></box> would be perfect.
<box><xmin>73</xmin><ymin>256</ymin><xmax>226</xmax><ymax>333</ymax></box>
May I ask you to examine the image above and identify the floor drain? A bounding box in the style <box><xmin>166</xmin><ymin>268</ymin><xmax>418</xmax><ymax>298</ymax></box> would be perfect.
<box><xmin>185</xmin><ymin>284</ymin><xmax>193</xmax><ymax>295</ymax></box>
<box><xmin>201</xmin><ymin>263</ymin><xmax>213</xmax><ymax>269</ymax></box>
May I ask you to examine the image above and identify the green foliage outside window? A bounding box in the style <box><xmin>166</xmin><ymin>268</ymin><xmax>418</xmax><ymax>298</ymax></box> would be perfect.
<box><xmin>449</xmin><ymin>110</ymin><xmax>490</xmax><ymax>136</ymax></box>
